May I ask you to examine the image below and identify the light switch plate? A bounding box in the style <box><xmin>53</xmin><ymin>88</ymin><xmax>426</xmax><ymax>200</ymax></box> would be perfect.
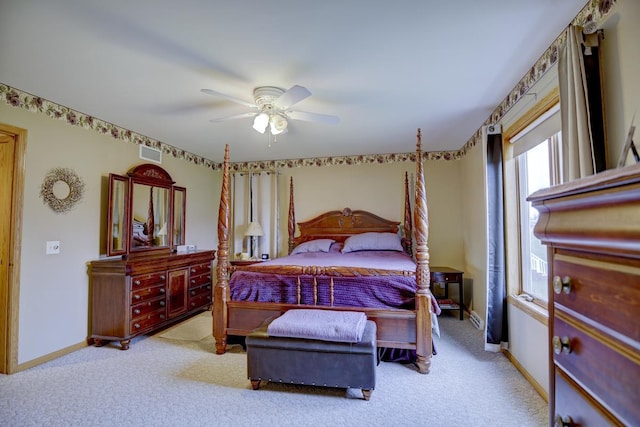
<box><xmin>46</xmin><ymin>241</ymin><xmax>60</xmax><ymax>254</ymax></box>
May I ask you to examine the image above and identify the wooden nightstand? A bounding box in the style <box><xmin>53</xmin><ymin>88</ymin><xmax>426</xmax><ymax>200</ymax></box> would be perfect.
<box><xmin>430</xmin><ymin>267</ymin><xmax>464</xmax><ymax>320</ymax></box>
<box><xmin>230</xmin><ymin>259</ymin><xmax>264</xmax><ymax>266</ymax></box>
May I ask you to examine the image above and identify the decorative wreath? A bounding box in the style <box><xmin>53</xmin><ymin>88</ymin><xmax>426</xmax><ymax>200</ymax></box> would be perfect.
<box><xmin>40</xmin><ymin>167</ymin><xmax>85</xmax><ymax>213</ymax></box>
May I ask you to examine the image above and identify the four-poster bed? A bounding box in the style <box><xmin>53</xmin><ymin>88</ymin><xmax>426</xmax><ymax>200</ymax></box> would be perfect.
<box><xmin>213</xmin><ymin>129</ymin><xmax>435</xmax><ymax>373</ymax></box>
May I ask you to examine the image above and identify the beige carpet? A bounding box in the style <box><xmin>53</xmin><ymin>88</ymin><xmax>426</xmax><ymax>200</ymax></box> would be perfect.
<box><xmin>158</xmin><ymin>311</ymin><xmax>212</xmax><ymax>341</ymax></box>
<box><xmin>0</xmin><ymin>315</ymin><xmax>547</xmax><ymax>426</ymax></box>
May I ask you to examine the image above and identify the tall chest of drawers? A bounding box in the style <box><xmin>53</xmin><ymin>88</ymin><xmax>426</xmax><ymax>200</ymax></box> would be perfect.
<box><xmin>89</xmin><ymin>250</ymin><xmax>215</xmax><ymax>350</ymax></box>
<box><xmin>529</xmin><ymin>164</ymin><xmax>640</xmax><ymax>426</ymax></box>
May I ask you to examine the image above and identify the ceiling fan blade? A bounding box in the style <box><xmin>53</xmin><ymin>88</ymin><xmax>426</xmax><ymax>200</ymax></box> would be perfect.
<box><xmin>273</xmin><ymin>85</ymin><xmax>311</xmax><ymax>110</ymax></box>
<box><xmin>201</xmin><ymin>88</ymin><xmax>256</xmax><ymax>108</ymax></box>
<box><xmin>287</xmin><ymin>110</ymin><xmax>340</xmax><ymax>125</ymax></box>
<box><xmin>209</xmin><ymin>112</ymin><xmax>257</xmax><ymax>123</ymax></box>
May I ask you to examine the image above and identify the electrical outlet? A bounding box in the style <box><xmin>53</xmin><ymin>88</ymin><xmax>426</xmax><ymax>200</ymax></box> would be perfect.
<box><xmin>46</xmin><ymin>241</ymin><xmax>60</xmax><ymax>254</ymax></box>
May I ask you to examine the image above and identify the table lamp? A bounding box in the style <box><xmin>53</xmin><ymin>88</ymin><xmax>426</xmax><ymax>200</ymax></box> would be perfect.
<box><xmin>244</xmin><ymin>221</ymin><xmax>264</xmax><ymax>259</ymax></box>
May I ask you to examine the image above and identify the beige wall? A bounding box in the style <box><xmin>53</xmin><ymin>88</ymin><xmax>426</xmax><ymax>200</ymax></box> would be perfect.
<box><xmin>278</xmin><ymin>159</ymin><xmax>465</xmax><ymax>269</ymax></box>
<box><xmin>2</xmin><ymin>100</ymin><xmax>465</xmax><ymax>366</ymax></box>
<box><xmin>459</xmin><ymin>143</ymin><xmax>486</xmax><ymax>318</ymax></box>
<box><xmin>601</xmin><ymin>0</ymin><xmax>640</xmax><ymax>168</ymax></box>
<box><xmin>476</xmin><ymin>0</ymin><xmax>640</xmax><ymax>397</ymax></box>
<box><xmin>1</xmin><ymin>103</ymin><xmax>218</xmax><ymax>364</ymax></box>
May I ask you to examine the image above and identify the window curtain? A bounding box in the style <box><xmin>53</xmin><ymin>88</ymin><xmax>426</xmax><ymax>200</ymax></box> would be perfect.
<box><xmin>558</xmin><ymin>24</ymin><xmax>606</xmax><ymax>181</ymax></box>
<box><xmin>231</xmin><ymin>171</ymin><xmax>278</xmax><ymax>259</ymax></box>
<box><xmin>485</xmin><ymin>129</ymin><xmax>508</xmax><ymax>352</ymax></box>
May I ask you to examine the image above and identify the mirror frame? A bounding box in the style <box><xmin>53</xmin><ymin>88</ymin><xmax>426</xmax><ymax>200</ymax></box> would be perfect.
<box><xmin>172</xmin><ymin>186</ymin><xmax>186</xmax><ymax>248</ymax></box>
<box><xmin>107</xmin><ymin>174</ymin><xmax>130</xmax><ymax>257</ymax></box>
<box><xmin>106</xmin><ymin>163</ymin><xmax>186</xmax><ymax>257</ymax></box>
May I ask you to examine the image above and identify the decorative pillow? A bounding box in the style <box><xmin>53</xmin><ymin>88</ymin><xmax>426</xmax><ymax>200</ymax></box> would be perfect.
<box><xmin>290</xmin><ymin>239</ymin><xmax>335</xmax><ymax>255</ymax></box>
<box><xmin>341</xmin><ymin>232</ymin><xmax>403</xmax><ymax>253</ymax></box>
<box><xmin>329</xmin><ymin>242</ymin><xmax>344</xmax><ymax>253</ymax></box>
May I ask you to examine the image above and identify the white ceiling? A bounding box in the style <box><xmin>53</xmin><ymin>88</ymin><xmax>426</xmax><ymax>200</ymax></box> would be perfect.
<box><xmin>0</xmin><ymin>0</ymin><xmax>587</xmax><ymax>163</ymax></box>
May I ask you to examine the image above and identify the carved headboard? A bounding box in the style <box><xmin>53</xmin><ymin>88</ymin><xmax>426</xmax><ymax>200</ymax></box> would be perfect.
<box><xmin>292</xmin><ymin>207</ymin><xmax>401</xmax><ymax>246</ymax></box>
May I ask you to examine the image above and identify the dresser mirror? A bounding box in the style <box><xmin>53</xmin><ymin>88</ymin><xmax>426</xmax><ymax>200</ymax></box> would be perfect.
<box><xmin>106</xmin><ymin>163</ymin><xmax>186</xmax><ymax>257</ymax></box>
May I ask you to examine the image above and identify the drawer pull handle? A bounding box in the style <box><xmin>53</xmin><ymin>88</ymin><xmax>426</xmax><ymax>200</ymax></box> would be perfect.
<box><xmin>191</xmin><ymin>290</ymin><xmax>196</xmax><ymax>296</ymax></box>
<box><xmin>160</xmin><ymin>315</ymin><xmax>165</xmax><ymax>320</ymax></box>
<box><xmin>134</xmin><ymin>309</ymin><xmax>141</xmax><ymax>315</ymax></box>
<box><xmin>159</xmin><ymin>288</ymin><xmax>165</xmax><ymax>294</ymax></box>
<box><xmin>191</xmin><ymin>279</ymin><xmax>196</xmax><ymax>284</ymax></box>
<box><xmin>159</xmin><ymin>301</ymin><xmax>165</xmax><ymax>307</ymax></box>
<box><xmin>133</xmin><ymin>323</ymin><xmax>140</xmax><ymax>329</ymax></box>
<box><xmin>554</xmin><ymin>415</ymin><xmax>573</xmax><ymax>427</ymax></box>
<box><xmin>553</xmin><ymin>276</ymin><xmax>572</xmax><ymax>294</ymax></box>
<box><xmin>133</xmin><ymin>294</ymin><xmax>141</xmax><ymax>300</ymax></box>
<box><xmin>134</xmin><ymin>280</ymin><xmax>140</xmax><ymax>286</ymax></box>
<box><xmin>160</xmin><ymin>275</ymin><xmax>166</xmax><ymax>280</ymax></box>
<box><xmin>552</xmin><ymin>336</ymin><xmax>572</xmax><ymax>354</ymax></box>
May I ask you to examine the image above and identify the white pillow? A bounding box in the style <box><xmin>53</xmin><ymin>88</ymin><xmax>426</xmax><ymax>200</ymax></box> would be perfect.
<box><xmin>290</xmin><ymin>239</ymin><xmax>335</xmax><ymax>255</ymax></box>
<box><xmin>341</xmin><ymin>232</ymin><xmax>404</xmax><ymax>253</ymax></box>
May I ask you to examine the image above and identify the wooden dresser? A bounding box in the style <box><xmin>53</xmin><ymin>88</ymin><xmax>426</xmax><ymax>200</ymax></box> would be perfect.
<box><xmin>89</xmin><ymin>250</ymin><xmax>215</xmax><ymax>349</ymax></box>
<box><xmin>528</xmin><ymin>164</ymin><xmax>640</xmax><ymax>426</ymax></box>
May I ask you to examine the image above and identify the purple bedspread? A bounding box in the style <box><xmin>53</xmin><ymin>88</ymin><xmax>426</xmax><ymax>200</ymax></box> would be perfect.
<box><xmin>229</xmin><ymin>250</ymin><xmax>440</xmax><ymax>364</ymax></box>
<box><xmin>229</xmin><ymin>250</ymin><xmax>440</xmax><ymax>314</ymax></box>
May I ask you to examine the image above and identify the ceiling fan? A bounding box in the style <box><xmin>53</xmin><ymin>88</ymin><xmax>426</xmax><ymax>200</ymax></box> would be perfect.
<box><xmin>201</xmin><ymin>85</ymin><xmax>339</xmax><ymax>136</ymax></box>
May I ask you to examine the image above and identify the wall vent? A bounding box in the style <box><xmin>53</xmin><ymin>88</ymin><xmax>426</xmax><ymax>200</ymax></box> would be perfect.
<box><xmin>139</xmin><ymin>145</ymin><xmax>162</xmax><ymax>164</ymax></box>
<box><xmin>469</xmin><ymin>310</ymin><xmax>484</xmax><ymax>330</ymax></box>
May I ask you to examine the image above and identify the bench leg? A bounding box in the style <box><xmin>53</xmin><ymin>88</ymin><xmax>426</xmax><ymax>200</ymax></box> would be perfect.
<box><xmin>250</xmin><ymin>379</ymin><xmax>261</xmax><ymax>390</ymax></box>
<box><xmin>362</xmin><ymin>389</ymin><xmax>372</xmax><ymax>401</ymax></box>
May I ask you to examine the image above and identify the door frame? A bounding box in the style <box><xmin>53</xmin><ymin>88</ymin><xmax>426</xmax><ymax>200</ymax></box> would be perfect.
<box><xmin>0</xmin><ymin>122</ymin><xmax>26</xmax><ymax>374</ymax></box>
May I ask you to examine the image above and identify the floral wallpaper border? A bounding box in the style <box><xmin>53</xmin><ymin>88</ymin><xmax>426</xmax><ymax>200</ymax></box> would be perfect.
<box><xmin>0</xmin><ymin>0</ymin><xmax>614</xmax><ymax>171</ymax></box>
<box><xmin>458</xmin><ymin>0</ymin><xmax>615</xmax><ymax>157</ymax></box>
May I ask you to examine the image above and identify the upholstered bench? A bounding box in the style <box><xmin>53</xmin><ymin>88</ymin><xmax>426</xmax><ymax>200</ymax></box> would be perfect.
<box><xmin>246</xmin><ymin>309</ymin><xmax>377</xmax><ymax>400</ymax></box>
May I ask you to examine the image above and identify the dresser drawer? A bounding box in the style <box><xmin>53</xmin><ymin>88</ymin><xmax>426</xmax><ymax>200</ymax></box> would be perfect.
<box><xmin>129</xmin><ymin>309</ymin><xmax>166</xmax><ymax>334</ymax></box>
<box><xmin>430</xmin><ymin>272</ymin><xmax>462</xmax><ymax>283</ymax></box>
<box><xmin>131</xmin><ymin>297</ymin><xmax>166</xmax><ymax>319</ymax></box>
<box><xmin>189</xmin><ymin>271</ymin><xmax>212</xmax><ymax>289</ymax></box>
<box><xmin>188</xmin><ymin>291</ymin><xmax>212</xmax><ymax>309</ymax></box>
<box><xmin>131</xmin><ymin>284</ymin><xmax>166</xmax><ymax>304</ymax></box>
<box><xmin>553</xmin><ymin>315</ymin><xmax>639</xmax><ymax>424</ymax></box>
<box><xmin>554</xmin><ymin>370</ymin><xmax>616</xmax><ymax>426</ymax></box>
<box><xmin>553</xmin><ymin>253</ymin><xmax>640</xmax><ymax>343</ymax></box>
<box><xmin>131</xmin><ymin>272</ymin><xmax>166</xmax><ymax>288</ymax></box>
<box><xmin>189</xmin><ymin>262</ymin><xmax>211</xmax><ymax>277</ymax></box>
<box><xmin>189</xmin><ymin>284</ymin><xmax>211</xmax><ymax>298</ymax></box>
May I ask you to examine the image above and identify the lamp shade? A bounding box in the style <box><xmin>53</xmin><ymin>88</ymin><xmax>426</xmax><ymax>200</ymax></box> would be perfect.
<box><xmin>270</xmin><ymin>114</ymin><xmax>288</xmax><ymax>135</ymax></box>
<box><xmin>244</xmin><ymin>221</ymin><xmax>264</xmax><ymax>237</ymax></box>
<box><xmin>252</xmin><ymin>113</ymin><xmax>269</xmax><ymax>134</ymax></box>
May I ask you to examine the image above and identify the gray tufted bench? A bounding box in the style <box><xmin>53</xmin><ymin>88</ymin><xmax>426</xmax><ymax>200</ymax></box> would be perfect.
<box><xmin>246</xmin><ymin>309</ymin><xmax>377</xmax><ymax>400</ymax></box>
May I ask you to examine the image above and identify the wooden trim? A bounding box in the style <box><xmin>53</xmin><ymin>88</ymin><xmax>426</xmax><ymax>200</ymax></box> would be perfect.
<box><xmin>503</xmin><ymin>348</ymin><xmax>549</xmax><ymax>402</ymax></box>
<box><xmin>15</xmin><ymin>341</ymin><xmax>87</xmax><ymax>373</ymax></box>
<box><xmin>0</xmin><ymin>122</ymin><xmax>26</xmax><ymax>375</ymax></box>
<box><xmin>507</xmin><ymin>294</ymin><xmax>548</xmax><ymax>326</ymax></box>
<box><xmin>504</xmin><ymin>87</ymin><xmax>560</xmax><ymax>142</ymax></box>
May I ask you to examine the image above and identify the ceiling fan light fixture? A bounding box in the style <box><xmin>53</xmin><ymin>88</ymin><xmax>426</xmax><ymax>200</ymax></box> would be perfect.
<box><xmin>252</xmin><ymin>113</ymin><xmax>269</xmax><ymax>134</ymax></box>
<box><xmin>270</xmin><ymin>114</ymin><xmax>288</xmax><ymax>135</ymax></box>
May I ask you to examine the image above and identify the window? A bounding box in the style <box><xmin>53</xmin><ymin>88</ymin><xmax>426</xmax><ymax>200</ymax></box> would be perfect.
<box><xmin>504</xmin><ymin>93</ymin><xmax>561</xmax><ymax>309</ymax></box>
<box><xmin>516</xmin><ymin>132</ymin><xmax>561</xmax><ymax>302</ymax></box>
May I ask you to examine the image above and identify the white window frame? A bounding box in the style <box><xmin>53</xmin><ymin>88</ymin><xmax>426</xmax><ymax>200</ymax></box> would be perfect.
<box><xmin>503</xmin><ymin>95</ymin><xmax>562</xmax><ymax>312</ymax></box>
<box><xmin>515</xmin><ymin>133</ymin><xmax>561</xmax><ymax>304</ymax></box>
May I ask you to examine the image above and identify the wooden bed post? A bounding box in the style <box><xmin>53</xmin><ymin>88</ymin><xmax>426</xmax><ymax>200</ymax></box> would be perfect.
<box><xmin>213</xmin><ymin>144</ymin><xmax>231</xmax><ymax>354</ymax></box>
<box><xmin>288</xmin><ymin>177</ymin><xmax>295</xmax><ymax>254</ymax></box>
<box><xmin>403</xmin><ymin>171</ymin><xmax>413</xmax><ymax>255</ymax></box>
<box><xmin>413</xmin><ymin>129</ymin><xmax>432</xmax><ymax>374</ymax></box>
